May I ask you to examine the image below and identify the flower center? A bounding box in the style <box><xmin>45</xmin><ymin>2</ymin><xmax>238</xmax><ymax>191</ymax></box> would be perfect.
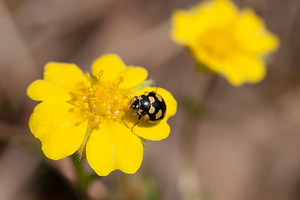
<box><xmin>68</xmin><ymin>72</ymin><xmax>130</xmax><ymax>129</ymax></box>
<box><xmin>198</xmin><ymin>27</ymin><xmax>239</xmax><ymax>61</ymax></box>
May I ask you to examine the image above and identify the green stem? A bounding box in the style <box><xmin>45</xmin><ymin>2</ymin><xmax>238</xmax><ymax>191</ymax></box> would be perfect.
<box><xmin>180</xmin><ymin>74</ymin><xmax>218</xmax><ymax>158</ymax></box>
<box><xmin>71</xmin><ymin>124</ymin><xmax>99</xmax><ymax>199</ymax></box>
<box><xmin>71</xmin><ymin>154</ymin><xmax>101</xmax><ymax>199</ymax></box>
<box><xmin>181</xmin><ymin>74</ymin><xmax>218</xmax><ymax>117</ymax></box>
<box><xmin>71</xmin><ymin>154</ymin><xmax>89</xmax><ymax>199</ymax></box>
<box><xmin>77</xmin><ymin>124</ymin><xmax>93</xmax><ymax>160</ymax></box>
<box><xmin>200</xmin><ymin>74</ymin><xmax>218</xmax><ymax>109</ymax></box>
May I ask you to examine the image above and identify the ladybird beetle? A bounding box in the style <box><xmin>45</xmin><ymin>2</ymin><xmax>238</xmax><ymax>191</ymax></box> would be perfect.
<box><xmin>129</xmin><ymin>91</ymin><xmax>167</xmax><ymax>123</ymax></box>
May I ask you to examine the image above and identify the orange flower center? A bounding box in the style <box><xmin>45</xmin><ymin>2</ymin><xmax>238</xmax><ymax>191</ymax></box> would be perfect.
<box><xmin>68</xmin><ymin>72</ymin><xmax>130</xmax><ymax>129</ymax></box>
<box><xmin>197</xmin><ymin>26</ymin><xmax>239</xmax><ymax>61</ymax></box>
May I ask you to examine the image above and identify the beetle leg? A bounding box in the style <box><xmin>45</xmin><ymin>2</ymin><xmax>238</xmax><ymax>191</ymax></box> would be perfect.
<box><xmin>131</xmin><ymin>115</ymin><xmax>142</xmax><ymax>132</ymax></box>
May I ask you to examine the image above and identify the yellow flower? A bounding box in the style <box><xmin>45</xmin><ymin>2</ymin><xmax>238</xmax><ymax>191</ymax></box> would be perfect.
<box><xmin>171</xmin><ymin>0</ymin><xmax>279</xmax><ymax>86</ymax></box>
<box><xmin>27</xmin><ymin>54</ymin><xmax>177</xmax><ymax>176</ymax></box>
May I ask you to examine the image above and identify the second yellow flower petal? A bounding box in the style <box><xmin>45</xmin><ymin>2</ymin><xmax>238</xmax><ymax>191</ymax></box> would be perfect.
<box><xmin>44</xmin><ymin>62</ymin><xmax>86</xmax><ymax>89</ymax></box>
<box><xmin>91</xmin><ymin>54</ymin><xmax>147</xmax><ymax>89</ymax></box>
<box><xmin>29</xmin><ymin>101</ymin><xmax>87</xmax><ymax>160</ymax></box>
<box><xmin>225</xmin><ymin>55</ymin><xmax>265</xmax><ymax>86</ymax></box>
<box><xmin>133</xmin><ymin>118</ymin><xmax>171</xmax><ymax>141</ymax></box>
<box><xmin>27</xmin><ymin>80</ymin><xmax>71</xmax><ymax>102</ymax></box>
<box><xmin>86</xmin><ymin>122</ymin><xmax>143</xmax><ymax>176</ymax></box>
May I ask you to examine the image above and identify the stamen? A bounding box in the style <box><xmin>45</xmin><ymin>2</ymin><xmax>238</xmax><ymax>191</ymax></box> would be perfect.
<box><xmin>97</xmin><ymin>70</ymin><xmax>104</xmax><ymax>80</ymax></box>
<box><xmin>68</xmin><ymin>72</ymin><xmax>129</xmax><ymax>127</ymax></box>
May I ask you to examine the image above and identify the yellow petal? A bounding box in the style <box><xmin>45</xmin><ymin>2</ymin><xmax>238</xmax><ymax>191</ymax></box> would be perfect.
<box><xmin>207</xmin><ymin>0</ymin><xmax>237</xmax><ymax>18</ymax></box>
<box><xmin>171</xmin><ymin>10</ymin><xmax>199</xmax><ymax>45</ymax></box>
<box><xmin>195</xmin><ymin>0</ymin><xmax>238</xmax><ymax>28</ymax></box>
<box><xmin>171</xmin><ymin>0</ymin><xmax>239</xmax><ymax>46</ymax></box>
<box><xmin>91</xmin><ymin>54</ymin><xmax>125</xmax><ymax>79</ymax></box>
<box><xmin>29</xmin><ymin>101</ymin><xmax>87</xmax><ymax>160</ymax></box>
<box><xmin>92</xmin><ymin>54</ymin><xmax>148</xmax><ymax>89</ymax></box>
<box><xmin>124</xmin><ymin>111</ymin><xmax>171</xmax><ymax>141</ymax></box>
<box><xmin>236</xmin><ymin>9</ymin><xmax>279</xmax><ymax>54</ymax></box>
<box><xmin>225</xmin><ymin>55</ymin><xmax>266</xmax><ymax>86</ymax></box>
<box><xmin>119</xmin><ymin>67</ymin><xmax>148</xmax><ymax>89</ymax></box>
<box><xmin>86</xmin><ymin>122</ymin><xmax>143</xmax><ymax>176</ymax></box>
<box><xmin>44</xmin><ymin>62</ymin><xmax>86</xmax><ymax>89</ymax></box>
<box><xmin>27</xmin><ymin>80</ymin><xmax>71</xmax><ymax>102</ymax></box>
<box><xmin>133</xmin><ymin>118</ymin><xmax>171</xmax><ymax>141</ymax></box>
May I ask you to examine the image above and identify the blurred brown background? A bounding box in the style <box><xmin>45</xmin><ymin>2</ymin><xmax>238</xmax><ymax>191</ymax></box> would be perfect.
<box><xmin>0</xmin><ymin>0</ymin><xmax>300</xmax><ymax>199</ymax></box>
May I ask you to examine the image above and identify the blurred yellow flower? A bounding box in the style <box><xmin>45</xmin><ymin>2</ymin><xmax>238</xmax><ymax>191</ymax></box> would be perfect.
<box><xmin>171</xmin><ymin>0</ymin><xmax>279</xmax><ymax>86</ymax></box>
<box><xmin>27</xmin><ymin>54</ymin><xmax>177</xmax><ymax>176</ymax></box>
